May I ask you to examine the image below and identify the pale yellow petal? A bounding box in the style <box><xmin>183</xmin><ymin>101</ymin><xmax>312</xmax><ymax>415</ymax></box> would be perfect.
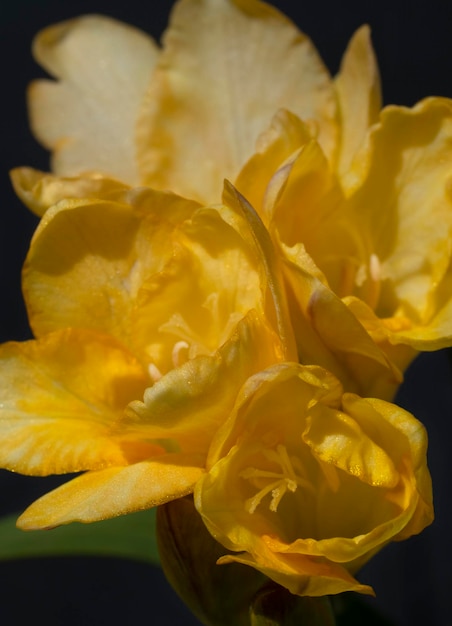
<box><xmin>0</xmin><ymin>329</ymin><xmax>151</xmax><ymax>475</ymax></box>
<box><xmin>137</xmin><ymin>0</ymin><xmax>337</xmax><ymax>203</ymax></box>
<box><xmin>17</xmin><ymin>457</ymin><xmax>204</xmax><ymax>529</ymax></box>
<box><xmin>29</xmin><ymin>15</ymin><xmax>158</xmax><ymax>183</ymax></box>
<box><xmin>10</xmin><ymin>167</ymin><xmax>130</xmax><ymax>217</ymax></box>
<box><xmin>335</xmin><ymin>25</ymin><xmax>381</xmax><ymax>177</ymax></box>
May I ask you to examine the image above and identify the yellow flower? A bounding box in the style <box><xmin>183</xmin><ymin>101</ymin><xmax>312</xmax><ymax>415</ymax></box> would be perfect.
<box><xmin>17</xmin><ymin>0</ymin><xmax>406</xmax><ymax>399</ymax></box>
<box><xmin>244</xmin><ymin>97</ymin><xmax>452</xmax><ymax>396</ymax></box>
<box><xmin>20</xmin><ymin>0</ymin><xmax>375</xmax><ymax>206</ymax></box>
<box><xmin>0</xmin><ymin>183</ymin><xmax>283</xmax><ymax>529</ymax></box>
<box><xmin>195</xmin><ymin>363</ymin><xmax>433</xmax><ymax>597</ymax></box>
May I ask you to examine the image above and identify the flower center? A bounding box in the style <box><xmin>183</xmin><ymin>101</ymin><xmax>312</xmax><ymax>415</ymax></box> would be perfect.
<box><xmin>240</xmin><ymin>444</ymin><xmax>315</xmax><ymax>514</ymax></box>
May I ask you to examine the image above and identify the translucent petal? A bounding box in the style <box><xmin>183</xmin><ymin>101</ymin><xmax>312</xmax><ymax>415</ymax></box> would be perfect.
<box><xmin>334</xmin><ymin>26</ymin><xmax>381</xmax><ymax>177</ymax></box>
<box><xmin>137</xmin><ymin>0</ymin><xmax>337</xmax><ymax>203</ymax></box>
<box><xmin>29</xmin><ymin>15</ymin><xmax>158</xmax><ymax>183</ymax></box>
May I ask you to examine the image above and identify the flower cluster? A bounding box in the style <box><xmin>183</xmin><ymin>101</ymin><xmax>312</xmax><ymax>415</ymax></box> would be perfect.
<box><xmin>4</xmin><ymin>0</ymin><xmax>447</xmax><ymax>609</ymax></box>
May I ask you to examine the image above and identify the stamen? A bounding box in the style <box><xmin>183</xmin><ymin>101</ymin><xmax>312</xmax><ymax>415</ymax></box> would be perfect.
<box><xmin>148</xmin><ymin>363</ymin><xmax>163</xmax><ymax>382</ymax></box>
<box><xmin>244</xmin><ymin>480</ymin><xmax>282</xmax><ymax>514</ymax></box>
<box><xmin>240</xmin><ymin>444</ymin><xmax>315</xmax><ymax>514</ymax></box>
<box><xmin>369</xmin><ymin>253</ymin><xmax>381</xmax><ymax>283</ymax></box>
<box><xmin>172</xmin><ymin>341</ymin><xmax>190</xmax><ymax>367</ymax></box>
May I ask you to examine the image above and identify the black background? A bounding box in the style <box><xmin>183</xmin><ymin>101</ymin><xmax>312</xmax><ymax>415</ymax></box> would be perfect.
<box><xmin>1</xmin><ymin>1</ymin><xmax>452</xmax><ymax>624</ymax></box>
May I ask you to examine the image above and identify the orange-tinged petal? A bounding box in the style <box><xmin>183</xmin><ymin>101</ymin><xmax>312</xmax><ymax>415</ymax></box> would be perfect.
<box><xmin>17</xmin><ymin>456</ymin><xmax>204</xmax><ymax>529</ymax></box>
<box><xmin>29</xmin><ymin>15</ymin><xmax>158</xmax><ymax>183</ymax></box>
<box><xmin>10</xmin><ymin>167</ymin><xmax>130</xmax><ymax>217</ymax></box>
<box><xmin>0</xmin><ymin>329</ymin><xmax>152</xmax><ymax>475</ymax></box>
<box><xmin>334</xmin><ymin>25</ymin><xmax>381</xmax><ymax>177</ymax></box>
<box><xmin>137</xmin><ymin>0</ymin><xmax>337</xmax><ymax>203</ymax></box>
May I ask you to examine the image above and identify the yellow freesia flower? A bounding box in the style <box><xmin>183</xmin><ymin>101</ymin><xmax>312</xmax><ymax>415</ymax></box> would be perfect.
<box><xmin>243</xmin><ymin>97</ymin><xmax>452</xmax><ymax>396</ymax></box>
<box><xmin>14</xmin><ymin>0</ymin><xmax>407</xmax><ymax>398</ymax></box>
<box><xmin>21</xmin><ymin>0</ymin><xmax>380</xmax><ymax>207</ymax></box>
<box><xmin>0</xmin><ymin>183</ymin><xmax>283</xmax><ymax>529</ymax></box>
<box><xmin>195</xmin><ymin>363</ymin><xmax>433</xmax><ymax>597</ymax></box>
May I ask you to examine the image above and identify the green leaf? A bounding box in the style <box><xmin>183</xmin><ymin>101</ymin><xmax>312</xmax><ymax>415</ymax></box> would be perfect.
<box><xmin>0</xmin><ymin>509</ymin><xmax>160</xmax><ymax>565</ymax></box>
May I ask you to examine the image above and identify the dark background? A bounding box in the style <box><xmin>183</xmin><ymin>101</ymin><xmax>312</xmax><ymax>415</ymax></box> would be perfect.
<box><xmin>1</xmin><ymin>1</ymin><xmax>452</xmax><ymax>624</ymax></box>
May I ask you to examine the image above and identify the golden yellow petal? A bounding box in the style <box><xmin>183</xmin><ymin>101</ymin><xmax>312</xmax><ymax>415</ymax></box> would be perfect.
<box><xmin>344</xmin><ymin>395</ymin><xmax>434</xmax><ymax>539</ymax></box>
<box><xmin>29</xmin><ymin>15</ymin><xmax>158</xmax><ymax>183</ymax></box>
<box><xmin>0</xmin><ymin>329</ymin><xmax>151</xmax><ymax>475</ymax></box>
<box><xmin>137</xmin><ymin>0</ymin><xmax>337</xmax><ymax>203</ymax></box>
<box><xmin>10</xmin><ymin>167</ymin><xmax>130</xmax><ymax>217</ymax></box>
<box><xmin>304</xmin><ymin>406</ymin><xmax>399</xmax><ymax>488</ymax></box>
<box><xmin>17</xmin><ymin>456</ymin><xmax>204</xmax><ymax>529</ymax></box>
<box><xmin>334</xmin><ymin>25</ymin><xmax>381</xmax><ymax>177</ymax></box>
<box><xmin>22</xmin><ymin>190</ymin><xmax>200</xmax><ymax>353</ymax></box>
